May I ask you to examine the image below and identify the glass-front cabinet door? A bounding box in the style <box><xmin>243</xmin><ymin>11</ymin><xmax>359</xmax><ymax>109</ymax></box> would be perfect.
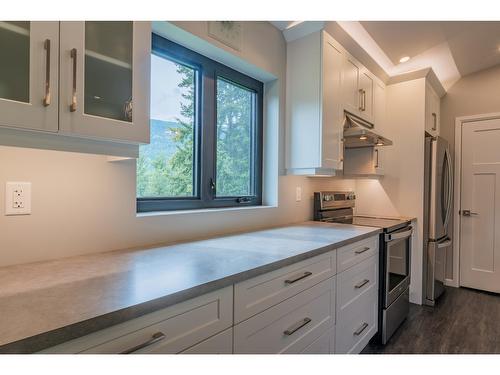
<box><xmin>0</xmin><ymin>21</ymin><xmax>59</xmax><ymax>132</ymax></box>
<box><xmin>59</xmin><ymin>22</ymin><xmax>151</xmax><ymax>143</ymax></box>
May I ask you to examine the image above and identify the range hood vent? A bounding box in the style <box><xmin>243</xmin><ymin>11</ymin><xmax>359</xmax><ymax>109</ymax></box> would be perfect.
<box><xmin>343</xmin><ymin>112</ymin><xmax>393</xmax><ymax>148</ymax></box>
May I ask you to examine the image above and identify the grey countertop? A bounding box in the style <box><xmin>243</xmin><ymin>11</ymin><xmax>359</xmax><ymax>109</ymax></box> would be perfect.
<box><xmin>0</xmin><ymin>221</ymin><xmax>380</xmax><ymax>353</ymax></box>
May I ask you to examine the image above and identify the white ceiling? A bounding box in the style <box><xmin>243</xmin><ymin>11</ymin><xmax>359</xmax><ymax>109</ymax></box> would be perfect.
<box><xmin>271</xmin><ymin>21</ymin><xmax>500</xmax><ymax>91</ymax></box>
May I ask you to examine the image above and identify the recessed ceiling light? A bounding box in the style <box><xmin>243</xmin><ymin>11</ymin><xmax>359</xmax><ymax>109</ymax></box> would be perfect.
<box><xmin>359</xmin><ymin>135</ymin><xmax>367</xmax><ymax>140</ymax></box>
<box><xmin>399</xmin><ymin>56</ymin><xmax>410</xmax><ymax>63</ymax></box>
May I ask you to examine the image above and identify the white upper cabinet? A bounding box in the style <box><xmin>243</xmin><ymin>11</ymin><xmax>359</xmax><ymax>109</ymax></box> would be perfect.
<box><xmin>341</xmin><ymin>56</ymin><xmax>361</xmax><ymax>117</ymax></box>
<box><xmin>59</xmin><ymin>22</ymin><xmax>150</xmax><ymax>143</ymax></box>
<box><xmin>425</xmin><ymin>81</ymin><xmax>440</xmax><ymax>136</ymax></box>
<box><xmin>287</xmin><ymin>29</ymin><xmax>387</xmax><ymax>176</ymax></box>
<box><xmin>0</xmin><ymin>21</ymin><xmax>151</xmax><ymax>150</ymax></box>
<box><xmin>358</xmin><ymin>69</ymin><xmax>374</xmax><ymax>122</ymax></box>
<box><xmin>0</xmin><ymin>22</ymin><xmax>59</xmax><ymax>132</ymax></box>
<box><xmin>341</xmin><ymin>54</ymin><xmax>375</xmax><ymax>123</ymax></box>
<box><xmin>286</xmin><ymin>30</ymin><xmax>344</xmax><ymax>175</ymax></box>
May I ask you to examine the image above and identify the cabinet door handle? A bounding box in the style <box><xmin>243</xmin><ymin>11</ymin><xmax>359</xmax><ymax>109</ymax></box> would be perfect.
<box><xmin>120</xmin><ymin>332</ymin><xmax>166</xmax><ymax>354</ymax></box>
<box><xmin>70</xmin><ymin>48</ymin><xmax>77</xmax><ymax>112</ymax></box>
<box><xmin>362</xmin><ymin>90</ymin><xmax>366</xmax><ymax>111</ymax></box>
<box><xmin>284</xmin><ymin>271</ymin><xmax>312</xmax><ymax>284</ymax></box>
<box><xmin>432</xmin><ymin>112</ymin><xmax>437</xmax><ymax>130</ymax></box>
<box><xmin>283</xmin><ymin>318</ymin><xmax>312</xmax><ymax>336</ymax></box>
<box><xmin>43</xmin><ymin>39</ymin><xmax>51</xmax><ymax>107</ymax></box>
<box><xmin>358</xmin><ymin>89</ymin><xmax>364</xmax><ymax>111</ymax></box>
<box><xmin>354</xmin><ymin>246</ymin><xmax>370</xmax><ymax>255</ymax></box>
<box><xmin>374</xmin><ymin>149</ymin><xmax>379</xmax><ymax>168</ymax></box>
<box><xmin>353</xmin><ymin>322</ymin><xmax>369</xmax><ymax>336</ymax></box>
<box><xmin>355</xmin><ymin>279</ymin><xmax>370</xmax><ymax>289</ymax></box>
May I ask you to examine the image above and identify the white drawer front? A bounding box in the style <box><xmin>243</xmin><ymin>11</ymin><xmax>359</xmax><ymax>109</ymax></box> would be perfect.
<box><xmin>234</xmin><ymin>277</ymin><xmax>335</xmax><ymax>354</ymax></box>
<box><xmin>181</xmin><ymin>328</ymin><xmax>233</xmax><ymax>354</ymax></box>
<box><xmin>41</xmin><ymin>286</ymin><xmax>233</xmax><ymax>354</ymax></box>
<box><xmin>337</xmin><ymin>254</ymin><xmax>378</xmax><ymax>312</ymax></box>
<box><xmin>234</xmin><ymin>252</ymin><xmax>335</xmax><ymax>323</ymax></box>
<box><xmin>335</xmin><ymin>287</ymin><xmax>378</xmax><ymax>354</ymax></box>
<box><xmin>337</xmin><ymin>235</ymin><xmax>378</xmax><ymax>272</ymax></box>
<box><xmin>300</xmin><ymin>326</ymin><xmax>335</xmax><ymax>354</ymax></box>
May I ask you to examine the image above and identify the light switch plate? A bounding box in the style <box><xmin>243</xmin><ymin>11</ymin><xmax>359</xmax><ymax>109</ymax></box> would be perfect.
<box><xmin>5</xmin><ymin>182</ymin><xmax>31</xmax><ymax>215</ymax></box>
<box><xmin>295</xmin><ymin>186</ymin><xmax>302</xmax><ymax>202</ymax></box>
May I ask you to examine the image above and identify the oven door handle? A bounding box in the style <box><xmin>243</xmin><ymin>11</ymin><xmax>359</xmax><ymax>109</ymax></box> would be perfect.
<box><xmin>385</xmin><ymin>226</ymin><xmax>413</xmax><ymax>242</ymax></box>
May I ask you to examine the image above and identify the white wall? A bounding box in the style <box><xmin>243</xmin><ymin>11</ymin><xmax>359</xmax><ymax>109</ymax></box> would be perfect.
<box><xmin>355</xmin><ymin>78</ymin><xmax>426</xmax><ymax>304</ymax></box>
<box><xmin>0</xmin><ymin>21</ymin><xmax>355</xmax><ymax>267</ymax></box>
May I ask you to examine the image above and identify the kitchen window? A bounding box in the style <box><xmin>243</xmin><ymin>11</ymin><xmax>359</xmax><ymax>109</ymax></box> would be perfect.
<box><xmin>137</xmin><ymin>34</ymin><xmax>263</xmax><ymax>212</ymax></box>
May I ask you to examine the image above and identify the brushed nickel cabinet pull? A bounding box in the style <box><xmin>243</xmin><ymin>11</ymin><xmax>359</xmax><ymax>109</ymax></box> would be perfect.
<box><xmin>358</xmin><ymin>88</ymin><xmax>364</xmax><ymax>111</ymax></box>
<box><xmin>353</xmin><ymin>322</ymin><xmax>369</xmax><ymax>336</ymax></box>
<box><xmin>284</xmin><ymin>317</ymin><xmax>312</xmax><ymax>336</ymax></box>
<box><xmin>432</xmin><ymin>112</ymin><xmax>437</xmax><ymax>130</ymax></box>
<box><xmin>43</xmin><ymin>39</ymin><xmax>51</xmax><ymax>106</ymax></box>
<box><xmin>354</xmin><ymin>246</ymin><xmax>370</xmax><ymax>255</ymax></box>
<box><xmin>70</xmin><ymin>48</ymin><xmax>77</xmax><ymax>112</ymax></box>
<box><xmin>120</xmin><ymin>332</ymin><xmax>166</xmax><ymax>354</ymax></box>
<box><xmin>355</xmin><ymin>279</ymin><xmax>369</xmax><ymax>289</ymax></box>
<box><xmin>284</xmin><ymin>271</ymin><xmax>312</xmax><ymax>284</ymax></box>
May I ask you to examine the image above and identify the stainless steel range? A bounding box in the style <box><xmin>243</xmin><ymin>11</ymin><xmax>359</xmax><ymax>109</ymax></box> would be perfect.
<box><xmin>314</xmin><ymin>191</ymin><xmax>413</xmax><ymax>345</ymax></box>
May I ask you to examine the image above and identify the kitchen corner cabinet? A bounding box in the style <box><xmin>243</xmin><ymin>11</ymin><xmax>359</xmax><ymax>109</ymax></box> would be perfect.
<box><xmin>0</xmin><ymin>21</ymin><xmax>150</xmax><ymax>146</ymax></box>
<box><xmin>286</xmin><ymin>30</ymin><xmax>344</xmax><ymax>176</ymax></box>
<box><xmin>425</xmin><ymin>81</ymin><xmax>440</xmax><ymax>137</ymax></box>
<box><xmin>0</xmin><ymin>22</ymin><xmax>59</xmax><ymax>132</ymax></box>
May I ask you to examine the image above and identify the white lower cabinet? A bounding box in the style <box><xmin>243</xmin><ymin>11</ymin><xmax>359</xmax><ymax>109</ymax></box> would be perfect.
<box><xmin>335</xmin><ymin>254</ymin><xmax>379</xmax><ymax>354</ymax></box>
<box><xmin>300</xmin><ymin>326</ymin><xmax>335</xmax><ymax>354</ymax></box>
<box><xmin>181</xmin><ymin>328</ymin><xmax>233</xmax><ymax>354</ymax></box>
<box><xmin>233</xmin><ymin>277</ymin><xmax>335</xmax><ymax>354</ymax></box>
<box><xmin>40</xmin><ymin>235</ymin><xmax>380</xmax><ymax>355</ymax></box>
<box><xmin>40</xmin><ymin>286</ymin><xmax>233</xmax><ymax>354</ymax></box>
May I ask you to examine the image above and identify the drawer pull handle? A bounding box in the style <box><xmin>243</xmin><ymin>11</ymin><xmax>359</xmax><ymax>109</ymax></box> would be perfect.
<box><xmin>120</xmin><ymin>332</ymin><xmax>166</xmax><ymax>354</ymax></box>
<box><xmin>284</xmin><ymin>271</ymin><xmax>313</xmax><ymax>284</ymax></box>
<box><xmin>354</xmin><ymin>247</ymin><xmax>370</xmax><ymax>255</ymax></box>
<box><xmin>353</xmin><ymin>322</ymin><xmax>369</xmax><ymax>336</ymax></box>
<box><xmin>284</xmin><ymin>317</ymin><xmax>312</xmax><ymax>336</ymax></box>
<box><xmin>355</xmin><ymin>279</ymin><xmax>370</xmax><ymax>289</ymax></box>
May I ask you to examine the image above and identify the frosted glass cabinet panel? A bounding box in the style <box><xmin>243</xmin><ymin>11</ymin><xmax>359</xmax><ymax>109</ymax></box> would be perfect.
<box><xmin>84</xmin><ymin>21</ymin><xmax>133</xmax><ymax>122</ymax></box>
<box><xmin>59</xmin><ymin>21</ymin><xmax>150</xmax><ymax>144</ymax></box>
<box><xmin>0</xmin><ymin>21</ymin><xmax>59</xmax><ymax>132</ymax></box>
<box><xmin>0</xmin><ymin>22</ymin><xmax>30</xmax><ymax>103</ymax></box>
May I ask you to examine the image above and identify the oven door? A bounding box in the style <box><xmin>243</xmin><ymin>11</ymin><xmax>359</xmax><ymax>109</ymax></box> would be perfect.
<box><xmin>384</xmin><ymin>226</ymin><xmax>412</xmax><ymax>308</ymax></box>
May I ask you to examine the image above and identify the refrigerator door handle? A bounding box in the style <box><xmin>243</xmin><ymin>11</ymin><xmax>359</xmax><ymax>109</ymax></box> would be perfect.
<box><xmin>443</xmin><ymin>147</ymin><xmax>453</xmax><ymax>229</ymax></box>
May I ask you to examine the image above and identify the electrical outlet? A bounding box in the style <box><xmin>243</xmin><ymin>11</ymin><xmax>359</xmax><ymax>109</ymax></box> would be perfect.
<box><xmin>5</xmin><ymin>182</ymin><xmax>31</xmax><ymax>215</ymax></box>
<box><xmin>295</xmin><ymin>186</ymin><xmax>302</xmax><ymax>202</ymax></box>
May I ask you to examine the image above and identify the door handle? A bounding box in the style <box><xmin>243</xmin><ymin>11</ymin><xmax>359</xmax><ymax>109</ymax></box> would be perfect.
<box><xmin>353</xmin><ymin>322</ymin><xmax>369</xmax><ymax>336</ymax></box>
<box><xmin>284</xmin><ymin>271</ymin><xmax>312</xmax><ymax>284</ymax></box>
<box><xmin>358</xmin><ymin>89</ymin><xmax>364</xmax><ymax>111</ymax></box>
<box><xmin>70</xmin><ymin>48</ymin><xmax>77</xmax><ymax>112</ymax></box>
<box><xmin>461</xmin><ymin>210</ymin><xmax>478</xmax><ymax>217</ymax></box>
<box><xmin>120</xmin><ymin>332</ymin><xmax>166</xmax><ymax>354</ymax></box>
<box><xmin>283</xmin><ymin>317</ymin><xmax>312</xmax><ymax>336</ymax></box>
<box><xmin>43</xmin><ymin>39</ymin><xmax>51</xmax><ymax>106</ymax></box>
<box><xmin>432</xmin><ymin>113</ymin><xmax>437</xmax><ymax>130</ymax></box>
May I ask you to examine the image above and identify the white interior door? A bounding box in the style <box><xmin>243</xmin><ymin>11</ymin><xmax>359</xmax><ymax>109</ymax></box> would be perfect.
<box><xmin>460</xmin><ymin>118</ymin><xmax>500</xmax><ymax>292</ymax></box>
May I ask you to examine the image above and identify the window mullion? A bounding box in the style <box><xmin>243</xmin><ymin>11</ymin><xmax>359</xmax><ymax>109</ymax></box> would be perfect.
<box><xmin>200</xmin><ymin>67</ymin><xmax>217</xmax><ymax>204</ymax></box>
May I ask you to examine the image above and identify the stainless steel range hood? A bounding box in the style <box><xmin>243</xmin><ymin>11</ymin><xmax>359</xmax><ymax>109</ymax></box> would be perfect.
<box><xmin>343</xmin><ymin>112</ymin><xmax>393</xmax><ymax>148</ymax></box>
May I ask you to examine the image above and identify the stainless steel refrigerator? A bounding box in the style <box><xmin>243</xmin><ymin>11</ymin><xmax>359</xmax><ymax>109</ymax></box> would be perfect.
<box><xmin>423</xmin><ymin>136</ymin><xmax>453</xmax><ymax>306</ymax></box>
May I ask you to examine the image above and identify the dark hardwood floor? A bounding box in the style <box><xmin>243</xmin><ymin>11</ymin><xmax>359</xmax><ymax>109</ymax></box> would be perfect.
<box><xmin>362</xmin><ymin>286</ymin><xmax>500</xmax><ymax>354</ymax></box>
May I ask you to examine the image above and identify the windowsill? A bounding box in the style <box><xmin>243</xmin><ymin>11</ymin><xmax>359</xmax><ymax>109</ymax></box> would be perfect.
<box><xmin>136</xmin><ymin>204</ymin><xmax>277</xmax><ymax>218</ymax></box>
